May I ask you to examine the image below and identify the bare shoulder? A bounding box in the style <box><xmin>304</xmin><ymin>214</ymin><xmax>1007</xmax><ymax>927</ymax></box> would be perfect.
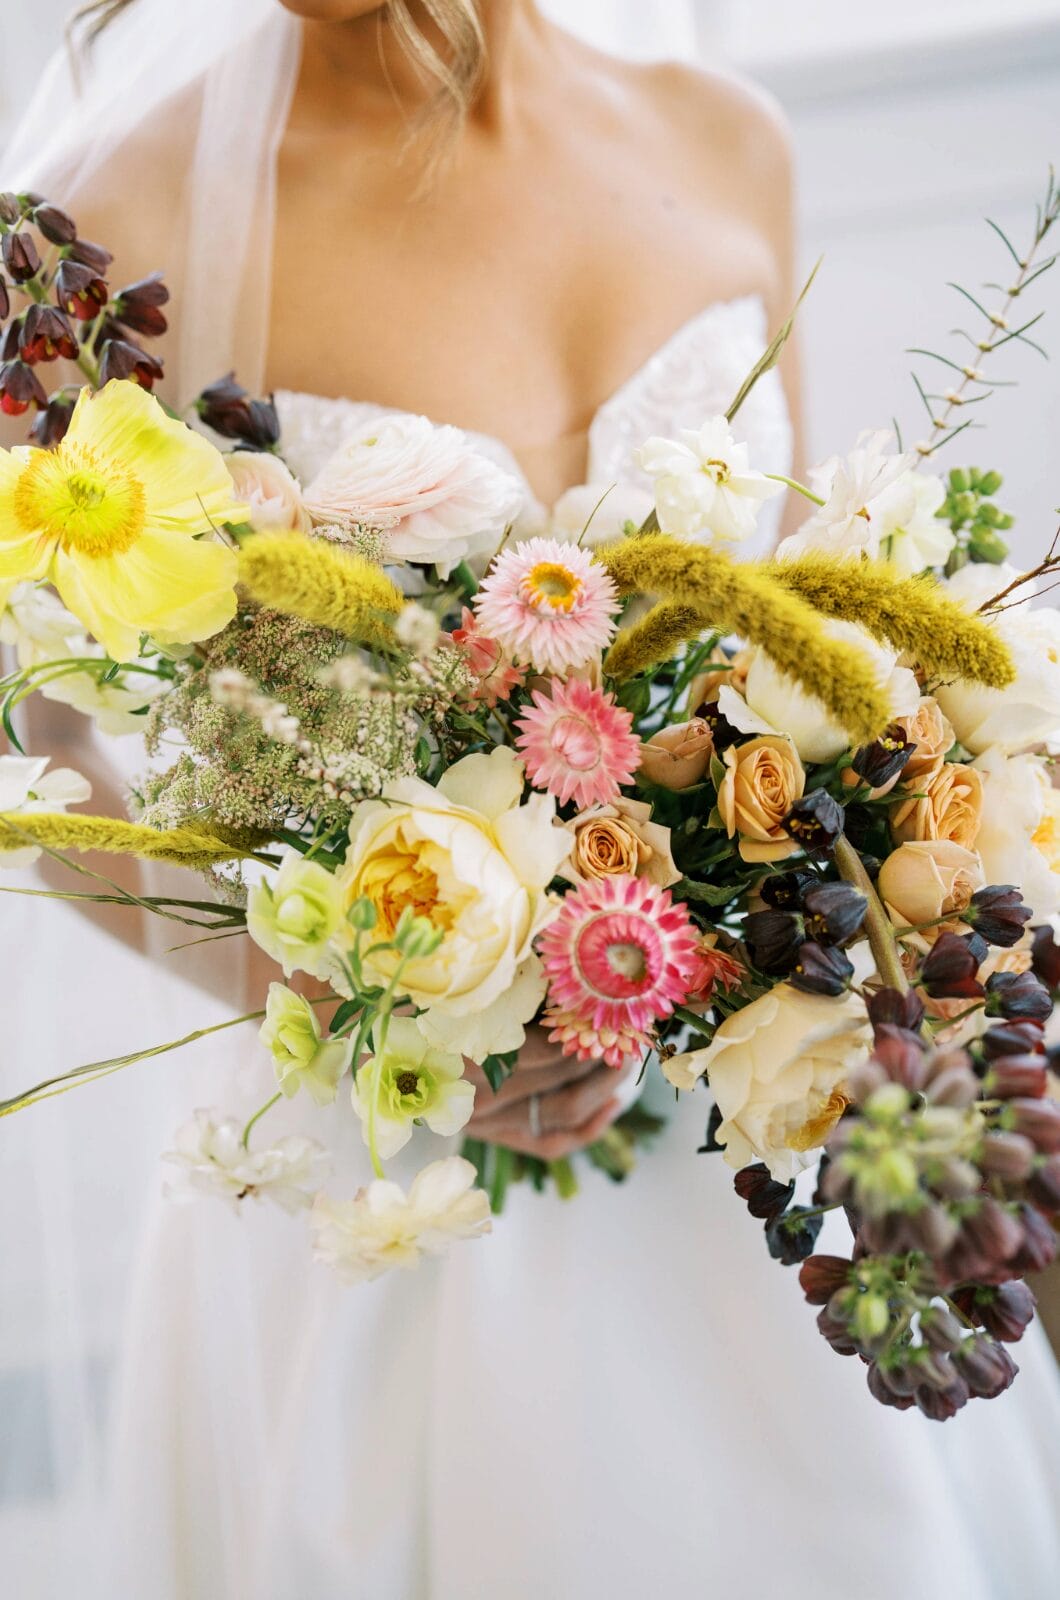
<box><xmin>636</xmin><ymin>59</ymin><xmax>793</xmax><ymax>194</ymax></box>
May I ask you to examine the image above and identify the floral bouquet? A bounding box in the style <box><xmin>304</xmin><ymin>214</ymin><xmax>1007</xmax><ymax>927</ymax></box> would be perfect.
<box><xmin>3</xmin><ymin>175</ymin><xmax>1060</xmax><ymax>1422</ymax></box>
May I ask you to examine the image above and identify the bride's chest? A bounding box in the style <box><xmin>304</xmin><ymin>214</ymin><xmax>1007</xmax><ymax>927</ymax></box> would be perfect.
<box><xmin>267</xmin><ymin>129</ymin><xmax>777</xmax><ymax>502</ymax></box>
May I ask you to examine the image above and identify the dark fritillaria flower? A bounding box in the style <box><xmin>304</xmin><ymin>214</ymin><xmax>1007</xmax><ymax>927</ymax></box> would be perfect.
<box><xmin>961</xmin><ymin>1196</ymin><xmax>1025</xmax><ymax>1266</ymax></box>
<box><xmin>0</xmin><ymin>191</ymin><xmax>22</xmax><ymax>225</ymax></box>
<box><xmin>98</xmin><ymin>337</ymin><xmax>164</xmax><ymax>390</ymax></box>
<box><xmin>19</xmin><ymin>303</ymin><xmax>78</xmax><ymax>364</ymax></box>
<box><xmin>985</xmin><ymin>969</ymin><xmax>1052</xmax><ymax>1022</ymax></box>
<box><xmin>2</xmin><ymin>230</ymin><xmax>40</xmax><ymax>284</ymax></box>
<box><xmin>733</xmin><ymin>1162</ymin><xmax>794</xmax><ymax>1221</ymax></box>
<box><xmin>868</xmin><ymin>1023</ymin><xmax>928</xmax><ymax>1091</ymax></box>
<box><xmin>783</xmin><ymin>788</ymin><xmax>846</xmax><ymax>858</ymax></box>
<box><xmin>802</xmin><ymin>881</ymin><xmax>867</xmax><ymax>946</ymax></box>
<box><xmin>964</xmin><ymin>884</ymin><xmax>1033</xmax><ymax>947</ymax></box>
<box><xmin>978</xmin><ymin>1130</ymin><xmax>1036</xmax><ymax>1182</ymax></box>
<box><xmin>789</xmin><ymin>940</ymin><xmax>853</xmax><ymax>996</ymax></box>
<box><xmin>759</xmin><ymin>868</ymin><xmax>817</xmax><ymax>910</ymax></box>
<box><xmin>31</xmin><ymin>202</ymin><xmax>77</xmax><ymax>246</ymax></box>
<box><xmin>1009</xmin><ymin>1204</ymin><xmax>1057</xmax><ymax>1274</ymax></box>
<box><xmin>112</xmin><ymin>271</ymin><xmax>170</xmax><ymax>338</ymax></box>
<box><xmin>1031</xmin><ymin>923</ymin><xmax>1060</xmax><ymax>990</ymax></box>
<box><xmin>698</xmin><ymin>699</ymin><xmax>741</xmax><ymax>753</ymax></box>
<box><xmin>55</xmin><ymin>259</ymin><xmax>108</xmax><ymax>321</ymax></box>
<box><xmin>981</xmin><ymin>1020</ymin><xmax>1045</xmax><ymax>1059</ymax></box>
<box><xmin>0</xmin><ymin>358</ymin><xmax>46</xmax><ymax>416</ymax></box>
<box><xmin>1008</xmin><ymin>1097</ymin><xmax>1060</xmax><ymax>1154</ymax></box>
<box><xmin>67</xmin><ymin>236</ymin><xmax>114</xmax><ymax>275</ymax></box>
<box><xmin>0</xmin><ymin>274</ymin><xmax>8</xmax><ymax>321</ymax></box>
<box><xmin>1028</xmin><ymin>1152</ymin><xmax>1060</xmax><ymax>1210</ymax></box>
<box><xmin>953</xmin><ymin>1337</ymin><xmax>1018</xmax><ymax>1399</ymax></box>
<box><xmin>29</xmin><ymin>393</ymin><xmax>76</xmax><ymax>447</ymax></box>
<box><xmin>797</xmin><ymin>1254</ymin><xmax>853</xmax><ymax>1305</ymax></box>
<box><xmin>866</xmin><ymin>1362</ymin><xmax>916</xmax><ymax>1410</ymax></box>
<box><xmin>850</xmin><ymin>727</ymin><xmax>915</xmax><ymax>789</ymax></box>
<box><xmin>195</xmin><ymin>371</ymin><xmax>280</xmax><ymax>449</ymax></box>
<box><xmin>914</xmin><ymin>1373</ymin><xmax>970</xmax><ymax>1421</ymax></box>
<box><xmin>961</xmin><ymin>1279</ymin><xmax>1038</xmax><ymax>1343</ymax></box>
<box><xmin>816</xmin><ymin>1307</ymin><xmax>859</xmax><ymax>1355</ymax></box>
<box><xmin>765</xmin><ymin>1204</ymin><xmax>824</xmax><ymax>1264</ymax></box>
<box><xmin>742</xmin><ymin>907</ymin><xmax>804</xmax><ymax>974</ymax></box>
<box><xmin>985</xmin><ymin>1055</ymin><xmax>1048</xmax><ymax>1100</ymax></box>
<box><xmin>919</xmin><ymin>931</ymin><xmax>986</xmax><ymax>1000</ymax></box>
<box><xmin>866</xmin><ymin>986</ymin><xmax>926</xmax><ymax>1033</ymax></box>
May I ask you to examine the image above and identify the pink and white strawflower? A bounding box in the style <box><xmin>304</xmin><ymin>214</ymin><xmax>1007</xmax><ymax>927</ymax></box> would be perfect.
<box><xmin>516</xmin><ymin>677</ymin><xmax>640</xmax><ymax>810</ymax></box>
<box><xmin>472</xmin><ymin>536</ymin><xmax>619</xmax><ymax>674</ymax></box>
<box><xmin>538</xmin><ymin>874</ymin><xmax>700</xmax><ymax>1067</ymax></box>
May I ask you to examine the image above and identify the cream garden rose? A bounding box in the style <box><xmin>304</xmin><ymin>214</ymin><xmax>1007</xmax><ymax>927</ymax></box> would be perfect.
<box><xmin>877</xmin><ymin>839</ymin><xmax>986</xmax><ymax>937</ymax></box>
<box><xmin>337</xmin><ymin>747</ymin><xmax>572</xmax><ymax>1062</ymax></box>
<box><xmin>893</xmin><ymin>696</ymin><xmax>955</xmax><ymax>785</ymax></box>
<box><xmin>717</xmin><ymin>621</ymin><xmax>920</xmax><ymax>765</ymax></box>
<box><xmin>889</xmin><ymin>761</ymin><xmax>983</xmax><ymax>849</ymax></box>
<box><xmin>568</xmin><ymin>796</ymin><xmax>680</xmax><ymax>888</ymax></box>
<box><xmin>662</xmin><ymin>984</ymin><xmax>873</xmax><ymax>1181</ymax></box>
<box><xmin>716</xmin><ymin>734</ymin><xmax>805</xmax><ymax>863</ymax></box>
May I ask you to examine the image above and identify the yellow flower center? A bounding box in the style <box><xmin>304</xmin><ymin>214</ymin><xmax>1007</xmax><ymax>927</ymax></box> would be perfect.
<box><xmin>14</xmin><ymin>442</ymin><xmax>146</xmax><ymax>559</ymax></box>
<box><xmin>524</xmin><ymin>561</ymin><xmax>582</xmax><ymax>612</ymax></box>
<box><xmin>703</xmin><ymin>457</ymin><xmax>731</xmax><ymax>484</ymax></box>
<box><xmin>354</xmin><ymin>839</ymin><xmax>454</xmax><ymax>938</ymax></box>
<box><xmin>1033</xmin><ymin>793</ymin><xmax>1060</xmax><ymax>874</ymax></box>
<box><xmin>786</xmin><ymin>1087</ymin><xmax>851</xmax><ymax>1153</ymax></box>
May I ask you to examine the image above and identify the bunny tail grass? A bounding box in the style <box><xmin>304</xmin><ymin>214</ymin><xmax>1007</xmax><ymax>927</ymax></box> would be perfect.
<box><xmin>604</xmin><ymin>601</ymin><xmax>707</xmax><ymax>682</ymax></box>
<box><xmin>765</xmin><ymin>555</ymin><xmax>1015</xmax><ymax>688</ymax></box>
<box><xmin>237</xmin><ymin>532</ymin><xmax>402</xmax><ymax>647</ymax></box>
<box><xmin>601</xmin><ymin>538</ymin><xmax>893</xmax><ymax>748</ymax></box>
<box><xmin>0</xmin><ymin>814</ymin><xmax>268</xmax><ymax>869</ymax></box>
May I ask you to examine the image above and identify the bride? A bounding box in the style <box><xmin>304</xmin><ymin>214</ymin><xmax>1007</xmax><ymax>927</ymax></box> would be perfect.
<box><xmin>4</xmin><ymin>2</ymin><xmax>1060</xmax><ymax>1596</ymax></box>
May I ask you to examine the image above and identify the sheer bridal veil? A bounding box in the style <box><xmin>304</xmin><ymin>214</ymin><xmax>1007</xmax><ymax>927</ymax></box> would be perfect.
<box><xmin>0</xmin><ymin>3</ymin><xmax>703</xmax><ymax>1593</ymax></box>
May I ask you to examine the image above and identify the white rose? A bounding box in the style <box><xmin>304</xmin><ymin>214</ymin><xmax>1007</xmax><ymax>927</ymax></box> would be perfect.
<box><xmin>227</xmin><ymin>449</ymin><xmax>311</xmax><ymax>534</ymax></box>
<box><xmin>549</xmin><ymin>482</ymin><xmax>654</xmax><ymax>551</ymax></box>
<box><xmin>304</xmin><ymin>412</ymin><xmax>525</xmax><ymax>578</ymax></box>
<box><xmin>637</xmin><ymin>415</ymin><xmax>781</xmax><ymax>546</ymax></box>
<box><xmin>718</xmin><ymin>619</ymin><xmax>920</xmax><ymax>764</ymax></box>
<box><xmin>338</xmin><ymin>747</ymin><xmax>572</xmax><ymax>1061</ymax></box>
<box><xmin>0</xmin><ymin>754</ymin><xmax>92</xmax><ymax>868</ymax></box>
<box><xmin>934</xmin><ymin>567</ymin><xmax>1060</xmax><ymax>755</ymax></box>
<box><xmin>662</xmin><ymin>985</ymin><xmax>872</xmax><ymax>1181</ymax></box>
<box><xmin>975</xmin><ymin>749</ymin><xmax>1060</xmax><ymax>919</ymax></box>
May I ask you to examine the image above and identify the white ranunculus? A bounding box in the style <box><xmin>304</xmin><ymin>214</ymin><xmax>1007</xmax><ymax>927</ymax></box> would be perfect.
<box><xmin>311</xmin><ymin>1156</ymin><xmax>491</xmax><ymax>1284</ymax></box>
<box><xmin>934</xmin><ymin>566</ymin><xmax>1060</xmax><ymax>755</ymax></box>
<box><xmin>227</xmin><ymin>449</ymin><xmax>311</xmax><ymax>534</ymax></box>
<box><xmin>975</xmin><ymin>749</ymin><xmax>1060</xmax><ymax>919</ymax></box>
<box><xmin>637</xmin><ymin>415</ymin><xmax>782</xmax><ymax>546</ymax></box>
<box><xmin>718</xmin><ymin>619</ymin><xmax>920</xmax><ymax>764</ymax></box>
<box><xmin>303</xmin><ymin>412</ymin><xmax>525</xmax><ymax>578</ymax></box>
<box><xmin>0</xmin><ymin>754</ymin><xmax>92</xmax><ymax>868</ymax></box>
<box><xmin>162</xmin><ymin>1109</ymin><xmax>329</xmax><ymax>1213</ymax></box>
<box><xmin>777</xmin><ymin>432</ymin><xmax>950</xmax><ymax>571</ymax></box>
<box><xmin>549</xmin><ymin>481</ymin><xmax>654</xmax><ymax>551</ymax></box>
<box><xmin>662</xmin><ymin>984</ymin><xmax>872</xmax><ymax>1182</ymax></box>
<box><xmin>41</xmin><ymin>661</ymin><xmax>161</xmax><ymax>735</ymax></box>
<box><xmin>0</xmin><ymin>581</ymin><xmax>83</xmax><ymax>666</ymax></box>
<box><xmin>351</xmin><ymin>1015</ymin><xmax>474</xmax><ymax>1160</ymax></box>
<box><xmin>337</xmin><ymin>746</ymin><xmax>572</xmax><ymax>1062</ymax></box>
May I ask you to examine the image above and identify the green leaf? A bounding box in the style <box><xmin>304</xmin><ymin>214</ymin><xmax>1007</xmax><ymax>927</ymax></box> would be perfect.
<box><xmin>678</xmin><ymin>875</ymin><xmax>752</xmax><ymax>907</ymax></box>
<box><xmin>480</xmin><ymin>1049</ymin><xmax>518</xmax><ymax>1094</ymax></box>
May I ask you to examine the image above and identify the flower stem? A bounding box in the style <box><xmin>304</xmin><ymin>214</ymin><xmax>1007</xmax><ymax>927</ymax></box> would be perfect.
<box><xmin>241</xmin><ymin>1091</ymin><xmax>282</xmax><ymax>1151</ymax></box>
<box><xmin>834</xmin><ymin>833</ymin><xmax>910</xmax><ymax>995</ymax></box>
<box><xmin>766</xmin><ymin>472</ymin><xmax>826</xmax><ymax>507</ymax></box>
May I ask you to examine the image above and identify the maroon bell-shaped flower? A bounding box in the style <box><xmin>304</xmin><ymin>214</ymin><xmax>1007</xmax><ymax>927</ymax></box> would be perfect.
<box><xmin>195</xmin><ymin>371</ymin><xmax>279</xmax><ymax>449</ymax></box>
<box><xmin>112</xmin><ymin>271</ymin><xmax>169</xmax><ymax>338</ymax></box>
<box><xmin>953</xmin><ymin>1336</ymin><xmax>1018</xmax><ymax>1399</ymax></box>
<box><xmin>964</xmin><ymin>884</ymin><xmax>1033</xmax><ymax>947</ymax></box>
<box><xmin>55</xmin><ymin>259</ymin><xmax>108</xmax><ymax>321</ymax></box>
<box><xmin>98</xmin><ymin>338</ymin><xmax>164</xmax><ymax>390</ymax></box>
<box><xmin>31</xmin><ymin>202</ymin><xmax>77</xmax><ymax>246</ymax></box>
<box><xmin>1031</xmin><ymin>923</ymin><xmax>1060</xmax><ymax>990</ymax></box>
<box><xmin>2</xmin><ymin>230</ymin><xmax>39</xmax><ymax>284</ymax></box>
<box><xmin>0</xmin><ymin>358</ymin><xmax>46</xmax><ymax>416</ymax></box>
<box><xmin>866</xmin><ymin>987</ymin><xmax>926</xmax><ymax>1033</ymax></box>
<box><xmin>29</xmin><ymin>393</ymin><xmax>76</xmax><ymax>447</ymax></box>
<box><xmin>986</xmin><ymin>1055</ymin><xmax>1048</xmax><ymax>1100</ymax></box>
<box><xmin>797</xmin><ymin>1254</ymin><xmax>853</xmax><ymax>1306</ymax></box>
<box><xmin>1008</xmin><ymin>1097</ymin><xmax>1060</xmax><ymax>1153</ymax></box>
<box><xmin>67</xmin><ymin>237</ymin><xmax>114</xmax><ymax>275</ymax></box>
<box><xmin>0</xmin><ymin>274</ymin><xmax>9</xmax><ymax>322</ymax></box>
<box><xmin>1010</xmin><ymin>1203</ymin><xmax>1057</xmax><ymax>1274</ymax></box>
<box><xmin>985</xmin><ymin>969</ymin><xmax>1052</xmax><ymax>1022</ymax></box>
<box><xmin>19</xmin><ymin>304</ymin><xmax>78</xmax><ymax>364</ymax></box>
<box><xmin>981</xmin><ymin>1020</ymin><xmax>1045</xmax><ymax>1060</ymax></box>
<box><xmin>919</xmin><ymin>931</ymin><xmax>986</xmax><ymax>1000</ymax></box>
<box><xmin>782</xmin><ymin>789</ymin><xmax>846</xmax><ymax>859</ymax></box>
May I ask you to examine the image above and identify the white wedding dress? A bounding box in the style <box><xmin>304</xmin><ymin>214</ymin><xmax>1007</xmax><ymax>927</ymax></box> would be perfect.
<box><xmin>73</xmin><ymin>296</ymin><xmax>1059</xmax><ymax>1600</ymax></box>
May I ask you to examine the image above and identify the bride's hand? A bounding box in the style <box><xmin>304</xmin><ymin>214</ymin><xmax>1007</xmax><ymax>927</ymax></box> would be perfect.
<box><xmin>463</xmin><ymin>1024</ymin><xmax>632</xmax><ymax>1161</ymax></box>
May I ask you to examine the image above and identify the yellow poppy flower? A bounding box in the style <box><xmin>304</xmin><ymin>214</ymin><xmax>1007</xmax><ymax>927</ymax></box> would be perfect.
<box><xmin>0</xmin><ymin>380</ymin><xmax>246</xmax><ymax>659</ymax></box>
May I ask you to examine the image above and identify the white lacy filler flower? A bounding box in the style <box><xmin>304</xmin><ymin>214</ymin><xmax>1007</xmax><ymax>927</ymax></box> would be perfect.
<box><xmin>303</xmin><ymin>412</ymin><xmax>524</xmax><ymax>577</ymax></box>
<box><xmin>778</xmin><ymin>431</ymin><xmax>951</xmax><ymax>573</ymax></box>
<box><xmin>662</xmin><ymin>985</ymin><xmax>873</xmax><ymax>1182</ymax></box>
<box><xmin>162</xmin><ymin>1109</ymin><xmax>329</xmax><ymax>1213</ymax></box>
<box><xmin>0</xmin><ymin>754</ymin><xmax>92</xmax><ymax>867</ymax></box>
<box><xmin>717</xmin><ymin>620</ymin><xmax>920</xmax><ymax>765</ymax></box>
<box><xmin>311</xmin><ymin>1156</ymin><xmax>491</xmax><ymax>1285</ymax></box>
<box><xmin>934</xmin><ymin>563</ymin><xmax>1060</xmax><ymax>755</ymax></box>
<box><xmin>637</xmin><ymin>415</ymin><xmax>782</xmax><ymax>546</ymax></box>
<box><xmin>338</xmin><ymin>746</ymin><xmax>572</xmax><ymax>1062</ymax></box>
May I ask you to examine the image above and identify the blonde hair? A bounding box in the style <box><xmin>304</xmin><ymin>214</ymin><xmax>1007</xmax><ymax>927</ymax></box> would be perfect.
<box><xmin>69</xmin><ymin>1</ymin><xmax>486</xmax><ymax>171</ymax></box>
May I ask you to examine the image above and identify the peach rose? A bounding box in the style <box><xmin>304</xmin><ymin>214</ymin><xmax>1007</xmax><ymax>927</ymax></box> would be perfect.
<box><xmin>889</xmin><ymin>761</ymin><xmax>983</xmax><ymax>850</ymax></box>
<box><xmin>569</xmin><ymin>797</ymin><xmax>680</xmax><ymax>888</ymax></box>
<box><xmin>717</xmin><ymin>735</ymin><xmax>805</xmax><ymax>864</ymax></box>
<box><xmin>893</xmin><ymin>697</ymin><xmax>955</xmax><ymax>786</ymax></box>
<box><xmin>877</xmin><ymin>840</ymin><xmax>985</xmax><ymax>939</ymax></box>
<box><xmin>639</xmin><ymin>719</ymin><xmax>714</xmax><ymax>791</ymax></box>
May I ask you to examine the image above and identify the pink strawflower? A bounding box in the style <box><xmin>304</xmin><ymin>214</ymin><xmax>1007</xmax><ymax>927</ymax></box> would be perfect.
<box><xmin>473</xmin><ymin>536</ymin><xmax>619</xmax><ymax>674</ymax></box>
<box><xmin>449</xmin><ymin>607</ymin><xmax>525</xmax><ymax>706</ymax></box>
<box><xmin>538</xmin><ymin>875</ymin><xmax>700</xmax><ymax>1064</ymax></box>
<box><xmin>515</xmin><ymin>677</ymin><xmax>640</xmax><ymax>810</ymax></box>
<box><xmin>543</xmin><ymin>1003</ymin><xmax>649</xmax><ymax>1071</ymax></box>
